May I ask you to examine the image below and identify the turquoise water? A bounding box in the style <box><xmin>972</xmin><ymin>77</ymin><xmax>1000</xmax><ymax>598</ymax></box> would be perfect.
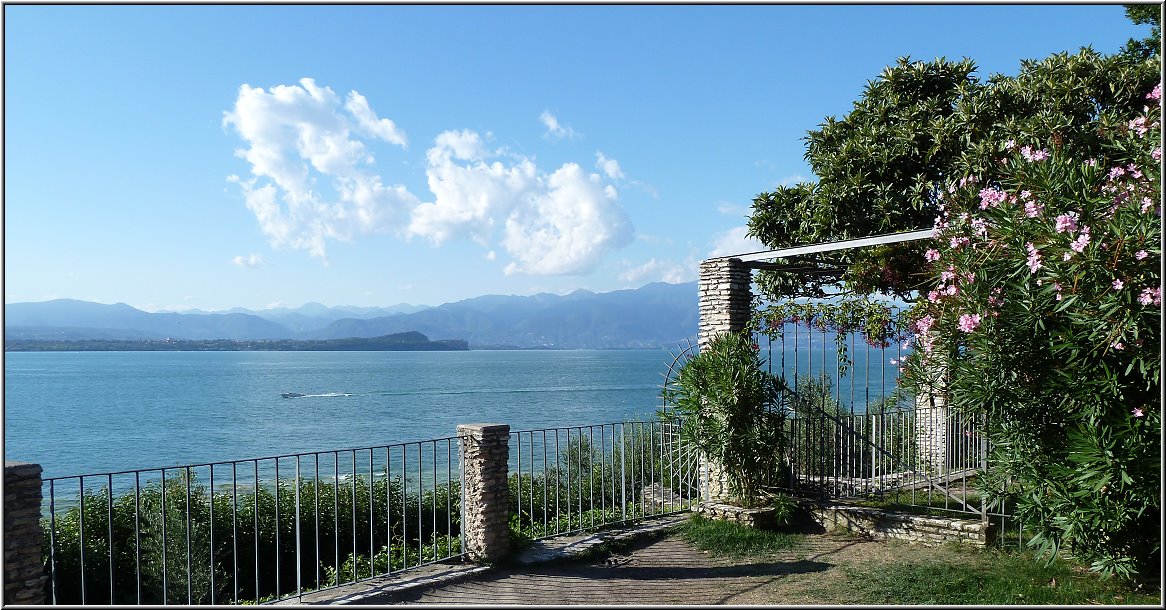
<box><xmin>4</xmin><ymin>344</ymin><xmax>903</xmax><ymax>480</ymax></box>
<box><xmin>4</xmin><ymin>350</ymin><xmax>678</xmax><ymax>479</ymax></box>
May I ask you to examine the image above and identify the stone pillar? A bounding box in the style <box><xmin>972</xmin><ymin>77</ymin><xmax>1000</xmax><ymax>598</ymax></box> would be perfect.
<box><xmin>458</xmin><ymin>424</ymin><xmax>510</xmax><ymax>563</ymax></box>
<box><xmin>698</xmin><ymin>258</ymin><xmax>753</xmax><ymax>348</ymax></box>
<box><xmin>697</xmin><ymin>258</ymin><xmax>753</xmax><ymax>501</ymax></box>
<box><xmin>915</xmin><ymin>365</ymin><xmax>949</xmax><ymax>476</ymax></box>
<box><xmin>5</xmin><ymin>461</ymin><xmax>46</xmax><ymax>605</ymax></box>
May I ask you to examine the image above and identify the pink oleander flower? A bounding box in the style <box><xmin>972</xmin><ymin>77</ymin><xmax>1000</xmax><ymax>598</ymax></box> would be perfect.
<box><xmin>1063</xmin><ymin>252</ymin><xmax>1073</xmax><ymax>261</ymax></box>
<box><xmin>988</xmin><ymin>294</ymin><xmax>1003</xmax><ymax>308</ymax></box>
<box><xmin>927</xmin><ymin>290</ymin><xmax>941</xmax><ymax>302</ymax></box>
<box><xmin>1112</xmin><ymin>279</ymin><xmax>1124</xmax><ymax>290</ymax></box>
<box><xmin>957</xmin><ymin>313</ymin><xmax>982</xmax><ymax>333</ymax></box>
<box><xmin>1132</xmin><ymin>407</ymin><xmax>1145</xmax><ymax>418</ymax></box>
<box><xmin>1025</xmin><ymin>243</ymin><xmax>1042</xmax><ymax>273</ymax></box>
<box><xmin>964</xmin><ymin>272</ymin><xmax>976</xmax><ymax>283</ymax></box>
<box><xmin>1129</xmin><ymin>116</ymin><xmax>1149</xmax><ymax>136</ymax></box>
<box><xmin>914</xmin><ymin>315</ymin><xmax>936</xmax><ymax>335</ymax></box>
<box><xmin>1148</xmin><ymin>83</ymin><xmax>1162</xmax><ymax>101</ymax></box>
<box><xmin>924</xmin><ymin>249</ymin><xmax>941</xmax><ymax>262</ymax></box>
<box><xmin>1108</xmin><ymin>166</ymin><xmax>1126</xmax><ymax>180</ymax></box>
<box><xmin>1138</xmin><ymin>287</ymin><xmax>1162</xmax><ymax>306</ymax></box>
<box><xmin>1127</xmin><ymin>163</ymin><xmax>1144</xmax><ymax>179</ymax></box>
<box><xmin>889</xmin><ymin>358</ymin><xmax>899</xmax><ymax>365</ymax></box>
<box><xmin>950</xmin><ymin>236</ymin><xmax>970</xmax><ymax>249</ymax></box>
<box><xmin>1023</xmin><ymin>200</ymin><xmax>1044</xmax><ymax>218</ymax></box>
<box><xmin>1085</xmin><ymin>158</ymin><xmax>1097</xmax><ymax>166</ymax></box>
<box><xmin>1135</xmin><ymin>250</ymin><xmax>1148</xmax><ymax>260</ymax></box>
<box><xmin>1112</xmin><ymin>341</ymin><xmax>1125</xmax><ymax>351</ymax></box>
<box><xmin>1070</xmin><ymin>229</ymin><xmax>1091</xmax><ymax>253</ymax></box>
<box><xmin>970</xmin><ymin>218</ymin><xmax>987</xmax><ymax>237</ymax></box>
<box><xmin>1020</xmin><ymin>146</ymin><xmax>1049</xmax><ymax>162</ymax></box>
<box><xmin>945</xmin><ymin>285</ymin><xmax>959</xmax><ymax>296</ymax></box>
<box><xmin>901</xmin><ymin>340</ymin><xmax>911</xmax><ymax>350</ymax></box>
<box><xmin>941</xmin><ymin>268</ymin><xmax>956</xmax><ymax>282</ymax></box>
<box><xmin>1153</xmin><ymin>147</ymin><xmax>1162</xmax><ymax>161</ymax></box>
<box><xmin>979</xmin><ymin>187</ymin><xmax>1007</xmax><ymax>209</ymax></box>
<box><xmin>1004</xmin><ymin>139</ymin><xmax>1017</xmax><ymax>150</ymax></box>
<box><xmin>1055</xmin><ymin>212</ymin><xmax>1078</xmax><ymax>233</ymax></box>
<box><xmin>1141</xmin><ymin>197</ymin><xmax>1156</xmax><ymax>214</ymax></box>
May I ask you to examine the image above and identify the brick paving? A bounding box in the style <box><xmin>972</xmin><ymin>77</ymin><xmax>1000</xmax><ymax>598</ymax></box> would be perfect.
<box><xmin>289</xmin><ymin>515</ymin><xmax>875</xmax><ymax>605</ymax></box>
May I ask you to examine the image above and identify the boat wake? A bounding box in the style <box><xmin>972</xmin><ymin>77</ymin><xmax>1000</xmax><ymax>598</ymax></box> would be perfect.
<box><xmin>281</xmin><ymin>392</ymin><xmax>355</xmax><ymax>399</ymax></box>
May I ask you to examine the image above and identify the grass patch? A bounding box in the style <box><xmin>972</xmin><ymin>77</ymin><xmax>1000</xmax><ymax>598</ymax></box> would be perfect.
<box><xmin>829</xmin><ymin>544</ymin><xmax>1159</xmax><ymax>605</ymax></box>
<box><xmin>677</xmin><ymin>515</ymin><xmax>803</xmax><ymax>558</ymax></box>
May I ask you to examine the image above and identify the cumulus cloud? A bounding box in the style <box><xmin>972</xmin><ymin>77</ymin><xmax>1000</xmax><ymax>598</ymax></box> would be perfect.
<box><xmin>223</xmin><ymin>78</ymin><xmax>420</xmax><ymax>258</ymax></box>
<box><xmin>411</xmin><ymin>130</ymin><xmax>633</xmax><ymax>275</ymax></box>
<box><xmin>225</xmin><ymin>79</ymin><xmax>633</xmax><ymax>274</ymax></box>
<box><xmin>619</xmin><ymin>258</ymin><xmax>696</xmax><ymax>284</ymax></box>
<box><xmin>232</xmin><ymin>253</ymin><xmax>265</xmax><ymax>268</ymax></box>
<box><xmin>709</xmin><ymin>226</ymin><xmax>767</xmax><ymax>257</ymax></box>
<box><xmin>595</xmin><ymin>152</ymin><xmax>624</xmax><ymax>180</ymax></box>
<box><xmin>539</xmin><ymin>111</ymin><xmax>579</xmax><ymax>141</ymax></box>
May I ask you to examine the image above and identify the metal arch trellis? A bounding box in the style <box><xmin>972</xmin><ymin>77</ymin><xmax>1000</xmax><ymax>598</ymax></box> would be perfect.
<box><xmin>701</xmin><ymin>229</ymin><xmax>990</xmax><ymax>519</ymax></box>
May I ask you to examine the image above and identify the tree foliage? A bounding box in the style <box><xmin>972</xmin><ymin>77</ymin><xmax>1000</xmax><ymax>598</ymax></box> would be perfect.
<box><xmin>900</xmin><ymin>85</ymin><xmax>1160</xmax><ymax>578</ymax></box>
<box><xmin>747</xmin><ymin>42</ymin><xmax>1158</xmax><ymax>302</ymax></box>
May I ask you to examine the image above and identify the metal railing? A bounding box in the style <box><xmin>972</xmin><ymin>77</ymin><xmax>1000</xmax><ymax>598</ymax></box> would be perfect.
<box><xmin>508</xmin><ymin>419</ymin><xmax>701</xmax><ymax>541</ymax></box>
<box><xmin>40</xmin><ymin>437</ymin><xmax>465</xmax><ymax>605</ymax></box>
<box><xmin>757</xmin><ymin>307</ymin><xmax>1020</xmax><ymax>547</ymax></box>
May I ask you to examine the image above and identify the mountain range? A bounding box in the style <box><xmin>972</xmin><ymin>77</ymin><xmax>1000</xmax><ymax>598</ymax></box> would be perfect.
<box><xmin>4</xmin><ymin>282</ymin><xmax>699</xmax><ymax>349</ymax></box>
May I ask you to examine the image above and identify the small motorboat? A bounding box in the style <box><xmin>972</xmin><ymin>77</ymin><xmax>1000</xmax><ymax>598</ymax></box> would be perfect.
<box><xmin>281</xmin><ymin>392</ymin><xmax>307</xmax><ymax>399</ymax></box>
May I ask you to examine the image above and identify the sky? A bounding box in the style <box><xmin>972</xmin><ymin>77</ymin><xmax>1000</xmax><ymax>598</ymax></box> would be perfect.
<box><xmin>2</xmin><ymin>3</ymin><xmax>1152</xmax><ymax>312</ymax></box>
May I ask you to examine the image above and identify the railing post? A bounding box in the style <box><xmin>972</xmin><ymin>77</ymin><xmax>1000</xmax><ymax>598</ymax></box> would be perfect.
<box><xmin>457</xmin><ymin>424</ymin><xmax>510</xmax><ymax>562</ymax></box>
<box><xmin>698</xmin><ymin>257</ymin><xmax>753</xmax><ymax>501</ymax></box>
<box><xmin>4</xmin><ymin>461</ymin><xmax>46</xmax><ymax>605</ymax></box>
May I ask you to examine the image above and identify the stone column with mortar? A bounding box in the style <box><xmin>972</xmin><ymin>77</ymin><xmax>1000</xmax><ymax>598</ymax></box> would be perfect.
<box><xmin>5</xmin><ymin>461</ymin><xmax>46</xmax><ymax>605</ymax></box>
<box><xmin>457</xmin><ymin>424</ymin><xmax>510</xmax><ymax>562</ymax></box>
<box><xmin>914</xmin><ymin>362</ymin><xmax>949</xmax><ymax>476</ymax></box>
<box><xmin>697</xmin><ymin>257</ymin><xmax>753</xmax><ymax>501</ymax></box>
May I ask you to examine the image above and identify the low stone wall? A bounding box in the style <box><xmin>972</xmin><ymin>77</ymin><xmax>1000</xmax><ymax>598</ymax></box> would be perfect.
<box><xmin>693</xmin><ymin>501</ymin><xmax>778</xmax><ymax>529</ymax></box>
<box><xmin>811</xmin><ymin>503</ymin><xmax>992</xmax><ymax>547</ymax></box>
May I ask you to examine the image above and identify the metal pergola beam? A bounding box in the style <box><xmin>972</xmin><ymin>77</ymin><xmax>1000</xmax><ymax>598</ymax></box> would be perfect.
<box><xmin>712</xmin><ymin>229</ymin><xmax>934</xmax><ymax>265</ymax></box>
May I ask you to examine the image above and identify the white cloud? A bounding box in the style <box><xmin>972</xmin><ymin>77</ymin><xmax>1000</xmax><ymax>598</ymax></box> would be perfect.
<box><xmin>619</xmin><ymin>258</ymin><xmax>697</xmax><ymax>284</ymax></box>
<box><xmin>777</xmin><ymin>174</ymin><xmax>809</xmax><ymax>188</ymax></box>
<box><xmin>225</xmin><ymin>79</ymin><xmax>632</xmax><ymax>275</ymax></box>
<box><xmin>411</xmin><ymin>130</ymin><xmax>633</xmax><ymax>276</ymax></box>
<box><xmin>223</xmin><ymin>78</ymin><xmax>420</xmax><ymax>259</ymax></box>
<box><xmin>709</xmin><ymin>226</ymin><xmax>767</xmax><ymax>257</ymax></box>
<box><xmin>595</xmin><ymin>152</ymin><xmax>624</xmax><ymax>180</ymax></box>
<box><xmin>344</xmin><ymin>91</ymin><xmax>407</xmax><ymax>147</ymax></box>
<box><xmin>539</xmin><ymin>111</ymin><xmax>580</xmax><ymax>141</ymax></box>
<box><xmin>232</xmin><ymin>253</ymin><xmax>265</xmax><ymax>268</ymax></box>
<box><xmin>716</xmin><ymin>201</ymin><xmax>749</xmax><ymax>216</ymax></box>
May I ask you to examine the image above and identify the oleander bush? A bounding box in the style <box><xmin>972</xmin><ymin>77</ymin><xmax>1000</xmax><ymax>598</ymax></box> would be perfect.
<box><xmin>901</xmin><ymin>84</ymin><xmax>1161</xmax><ymax>578</ymax></box>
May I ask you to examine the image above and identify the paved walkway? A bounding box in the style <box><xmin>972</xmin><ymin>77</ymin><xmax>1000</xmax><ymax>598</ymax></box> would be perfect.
<box><xmin>291</xmin><ymin>515</ymin><xmax>873</xmax><ymax>605</ymax></box>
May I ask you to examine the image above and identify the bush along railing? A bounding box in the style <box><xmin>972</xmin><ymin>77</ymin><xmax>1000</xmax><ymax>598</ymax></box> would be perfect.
<box><xmin>507</xmin><ymin>419</ymin><xmax>701</xmax><ymax>543</ymax></box>
<box><xmin>38</xmin><ymin>438</ymin><xmax>464</xmax><ymax>605</ymax></box>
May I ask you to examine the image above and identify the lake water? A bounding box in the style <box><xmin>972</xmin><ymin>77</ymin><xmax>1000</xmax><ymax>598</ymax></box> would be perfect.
<box><xmin>4</xmin><ymin>344</ymin><xmax>903</xmax><ymax>480</ymax></box>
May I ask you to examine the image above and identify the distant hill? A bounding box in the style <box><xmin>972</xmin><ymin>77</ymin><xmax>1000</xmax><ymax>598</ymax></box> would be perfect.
<box><xmin>3</xmin><ymin>282</ymin><xmax>699</xmax><ymax>349</ymax></box>
<box><xmin>5</xmin><ymin>331</ymin><xmax>467</xmax><ymax>352</ymax></box>
<box><xmin>307</xmin><ymin>282</ymin><xmax>699</xmax><ymax>348</ymax></box>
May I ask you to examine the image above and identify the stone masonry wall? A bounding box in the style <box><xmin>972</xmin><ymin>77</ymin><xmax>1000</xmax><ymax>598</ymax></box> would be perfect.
<box><xmin>5</xmin><ymin>461</ymin><xmax>46</xmax><ymax>605</ymax></box>
<box><xmin>457</xmin><ymin>424</ymin><xmax>510</xmax><ymax>562</ymax></box>
<box><xmin>812</xmin><ymin>503</ymin><xmax>991</xmax><ymax>547</ymax></box>
<box><xmin>697</xmin><ymin>257</ymin><xmax>753</xmax><ymax>501</ymax></box>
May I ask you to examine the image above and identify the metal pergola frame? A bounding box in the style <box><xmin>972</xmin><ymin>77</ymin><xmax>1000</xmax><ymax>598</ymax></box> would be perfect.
<box><xmin>709</xmin><ymin>229</ymin><xmax>934</xmax><ymax>270</ymax></box>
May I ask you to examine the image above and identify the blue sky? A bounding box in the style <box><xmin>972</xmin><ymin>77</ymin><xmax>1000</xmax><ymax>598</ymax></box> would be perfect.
<box><xmin>3</xmin><ymin>3</ymin><xmax>1150</xmax><ymax>311</ymax></box>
